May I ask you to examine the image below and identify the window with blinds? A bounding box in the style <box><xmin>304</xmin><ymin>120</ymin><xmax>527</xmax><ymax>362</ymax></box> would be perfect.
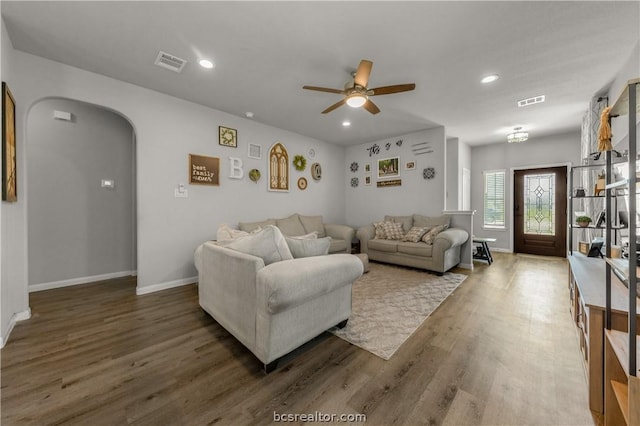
<box><xmin>484</xmin><ymin>170</ymin><xmax>505</xmax><ymax>228</ymax></box>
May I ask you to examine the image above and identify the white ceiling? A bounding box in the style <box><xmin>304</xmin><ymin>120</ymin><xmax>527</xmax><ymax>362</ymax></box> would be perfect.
<box><xmin>2</xmin><ymin>1</ymin><xmax>639</xmax><ymax>146</ymax></box>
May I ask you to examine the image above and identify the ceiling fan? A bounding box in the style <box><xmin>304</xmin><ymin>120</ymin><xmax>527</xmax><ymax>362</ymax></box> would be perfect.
<box><xmin>303</xmin><ymin>59</ymin><xmax>416</xmax><ymax>115</ymax></box>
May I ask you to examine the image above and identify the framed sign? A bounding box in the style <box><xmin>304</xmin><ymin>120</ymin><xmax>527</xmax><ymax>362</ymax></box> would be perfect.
<box><xmin>189</xmin><ymin>154</ymin><xmax>219</xmax><ymax>186</ymax></box>
<box><xmin>219</xmin><ymin>126</ymin><xmax>237</xmax><ymax>148</ymax></box>
<box><xmin>2</xmin><ymin>82</ymin><xmax>16</xmax><ymax>202</ymax></box>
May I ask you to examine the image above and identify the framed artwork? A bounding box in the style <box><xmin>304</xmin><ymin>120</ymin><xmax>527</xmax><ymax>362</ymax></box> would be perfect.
<box><xmin>2</xmin><ymin>82</ymin><xmax>16</xmax><ymax>202</ymax></box>
<box><xmin>268</xmin><ymin>142</ymin><xmax>289</xmax><ymax>192</ymax></box>
<box><xmin>248</xmin><ymin>143</ymin><xmax>262</xmax><ymax>159</ymax></box>
<box><xmin>189</xmin><ymin>154</ymin><xmax>220</xmax><ymax>186</ymax></box>
<box><xmin>219</xmin><ymin>126</ymin><xmax>237</xmax><ymax>148</ymax></box>
<box><xmin>365</xmin><ymin>175</ymin><xmax>372</xmax><ymax>186</ymax></box>
<box><xmin>364</xmin><ymin>163</ymin><xmax>371</xmax><ymax>174</ymax></box>
<box><xmin>405</xmin><ymin>160</ymin><xmax>416</xmax><ymax>171</ymax></box>
<box><xmin>377</xmin><ymin>156</ymin><xmax>400</xmax><ymax>180</ymax></box>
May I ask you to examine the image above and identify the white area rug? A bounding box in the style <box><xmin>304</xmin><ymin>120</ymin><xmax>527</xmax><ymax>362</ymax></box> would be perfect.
<box><xmin>331</xmin><ymin>262</ymin><xmax>467</xmax><ymax>360</ymax></box>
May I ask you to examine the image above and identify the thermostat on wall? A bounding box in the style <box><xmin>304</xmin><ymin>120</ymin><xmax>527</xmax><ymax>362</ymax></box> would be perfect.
<box><xmin>53</xmin><ymin>110</ymin><xmax>72</xmax><ymax>121</ymax></box>
<box><xmin>101</xmin><ymin>179</ymin><xmax>115</xmax><ymax>189</ymax></box>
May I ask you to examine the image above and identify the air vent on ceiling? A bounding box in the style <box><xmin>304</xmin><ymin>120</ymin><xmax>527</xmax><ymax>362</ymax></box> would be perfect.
<box><xmin>517</xmin><ymin>95</ymin><xmax>545</xmax><ymax>107</ymax></box>
<box><xmin>154</xmin><ymin>51</ymin><xmax>187</xmax><ymax>73</ymax></box>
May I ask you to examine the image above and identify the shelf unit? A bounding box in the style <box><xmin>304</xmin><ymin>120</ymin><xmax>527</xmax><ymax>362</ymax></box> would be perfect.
<box><xmin>569</xmin><ymin>164</ymin><xmax>625</xmax><ymax>254</ymax></box>
<box><xmin>604</xmin><ymin>78</ymin><xmax>640</xmax><ymax>426</ymax></box>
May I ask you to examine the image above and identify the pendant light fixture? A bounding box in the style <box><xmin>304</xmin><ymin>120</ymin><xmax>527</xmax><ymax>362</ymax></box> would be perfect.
<box><xmin>507</xmin><ymin>126</ymin><xmax>528</xmax><ymax>143</ymax></box>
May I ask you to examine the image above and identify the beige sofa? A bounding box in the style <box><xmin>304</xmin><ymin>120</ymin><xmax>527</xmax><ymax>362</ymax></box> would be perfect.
<box><xmin>195</xmin><ymin>226</ymin><xmax>363</xmax><ymax>372</ymax></box>
<box><xmin>238</xmin><ymin>213</ymin><xmax>355</xmax><ymax>254</ymax></box>
<box><xmin>357</xmin><ymin>214</ymin><xmax>469</xmax><ymax>274</ymax></box>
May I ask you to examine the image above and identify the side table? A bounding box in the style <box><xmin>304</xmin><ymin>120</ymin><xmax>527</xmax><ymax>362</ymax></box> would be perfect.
<box><xmin>473</xmin><ymin>237</ymin><xmax>496</xmax><ymax>265</ymax></box>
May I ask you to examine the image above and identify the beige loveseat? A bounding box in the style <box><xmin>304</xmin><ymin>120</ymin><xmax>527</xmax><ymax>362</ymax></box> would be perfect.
<box><xmin>195</xmin><ymin>226</ymin><xmax>363</xmax><ymax>372</ymax></box>
<box><xmin>238</xmin><ymin>213</ymin><xmax>355</xmax><ymax>254</ymax></box>
<box><xmin>357</xmin><ymin>214</ymin><xmax>469</xmax><ymax>274</ymax></box>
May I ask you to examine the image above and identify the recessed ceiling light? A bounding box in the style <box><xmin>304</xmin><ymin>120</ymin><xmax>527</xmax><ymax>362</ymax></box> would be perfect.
<box><xmin>199</xmin><ymin>59</ymin><xmax>215</xmax><ymax>69</ymax></box>
<box><xmin>342</xmin><ymin>121</ymin><xmax>351</xmax><ymax>127</ymax></box>
<box><xmin>481</xmin><ymin>74</ymin><xmax>499</xmax><ymax>84</ymax></box>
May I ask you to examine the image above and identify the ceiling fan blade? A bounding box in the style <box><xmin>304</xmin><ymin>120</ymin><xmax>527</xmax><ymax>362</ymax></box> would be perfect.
<box><xmin>362</xmin><ymin>99</ymin><xmax>380</xmax><ymax>115</ymax></box>
<box><xmin>302</xmin><ymin>85</ymin><xmax>345</xmax><ymax>94</ymax></box>
<box><xmin>354</xmin><ymin>60</ymin><xmax>373</xmax><ymax>88</ymax></box>
<box><xmin>369</xmin><ymin>83</ymin><xmax>416</xmax><ymax>96</ymax></box>
<box><xmin>322</xmin><ymin>99</ymin><xmax>347</xmax><ymax>114</ymax></box>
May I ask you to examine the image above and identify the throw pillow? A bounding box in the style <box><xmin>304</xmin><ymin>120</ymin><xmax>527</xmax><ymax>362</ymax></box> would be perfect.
<box><xmin>238</xmin><ymin>219</ymin><xmax>276</xmax><ymax>233</ymax></box>
<box><xmin>373</xmin><ymin>221</ymin><xmax>387</xmax><ymax>239</ymax></box>
<box><xmin>402</xmin><ymin>226</ymin><xmax>429</xmax><ymax>242</ymax></box>
<box><xmin>384</xmin><ymin>215</ymin><xmax>414</xmax><ymax>233</ymax></box>
<box><xmin>275</xmin><ymin>214</ymin><xmax>307</xmax><ymax>236</ymax></box>
<box><xmin>216</xmin><ymin>224</ymin><xmax>251</xmax><ymax>243</ymax></box>
<box><xmin>225</xmin><ymin>225</ymin><xmax>293</xmax><ymax>265</ymax></box>
<box><xmin>298</xmin><ymin>215</ymin><xmax>326</xmax><ymax>238</ymax></box>
<box><xmin>285</xmin><ymin>236</ymin><xmax>330</xmax><ymax>258</ymax></box>
<box><xmin>382</xmin><ymin>221</ymin><xmax>404</xmax><ymax>240</ymax></box>
<box><xmin>287</xmin><ymin>231</ymin><xmax>318</xmax><ymax>240</ymax></box>
<box><xmin>421</xmin><ymin>224</ymin><xmax>448</xmax><ymax>245</ymax></box>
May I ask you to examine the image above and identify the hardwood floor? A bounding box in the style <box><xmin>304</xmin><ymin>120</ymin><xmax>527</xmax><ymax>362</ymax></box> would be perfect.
<box><xmin>1</xmin><ymin>253</ymin><xmax>597</xmax><ymax>425</ymax></box>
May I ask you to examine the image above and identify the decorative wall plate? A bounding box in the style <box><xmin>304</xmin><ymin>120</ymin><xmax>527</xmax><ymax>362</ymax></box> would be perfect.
<box><xmin>351</xmin><ymin>177</ymin><xmax>359</xmax><ymax>188</ymax></box>
<box><xmin>297</xmin><ymin>177</ymin><xmax>308</xmax><ymax>190</ymax></box>
<box><xmin>311</xmin><ymin>163</ymin><xmax>322</xmax><ymax>181</ymax></box>
<box><xmin>308</xmin><ymin>148</ymin><xmax>316</xmax><ymax>159</ymax></box>
<box><xmin>350</xmin><ymin>162</ymin><xmax>359</xmax><ymax>173</ymax></box>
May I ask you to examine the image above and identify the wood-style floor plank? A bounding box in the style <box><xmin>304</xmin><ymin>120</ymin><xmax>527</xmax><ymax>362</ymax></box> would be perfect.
<box><xmin>1</xmin><ymin>254</ymin><xmax>598</xmax><ymax>425</ymax></box>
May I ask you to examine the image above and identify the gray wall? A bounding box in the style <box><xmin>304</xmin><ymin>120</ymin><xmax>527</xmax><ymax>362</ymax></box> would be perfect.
<box><xmin>471</xmin><ymin>131</ymin><xmax>581</xmax><ymax>251</ymax></box>
<box><xmin>2</xmin><ymin>40</ymin><xmax>347</xmax><ymax>302</ymax></box>
<box><xmin>609</xmin><ymin>41</ymin><xmax>639</xmax><ymax>149</ymax></box>
<box><xmin>27</xmin><ymin>99</ymin><xmax>135</xmax><ymax>287</ymax></box>
<box><xmin>344</xmin><ymin>127</ymin><xmax>446</xmax><ymax>229</ymax></box>
<box><xmin>446</xmin><ymin>137</ymin><xmax>459</xmax><ymax>211</ymax></box>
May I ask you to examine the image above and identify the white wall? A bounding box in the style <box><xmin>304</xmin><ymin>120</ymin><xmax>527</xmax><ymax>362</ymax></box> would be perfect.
<box><xmin>446</xmin><ymin>137</ymin><xmax>459</xmax><ymax>211</ymax></box>
<box><xmin>471</xmin><ymin>131</ymin><xmax>581</xmax><ymax>251</ymax></box>
<box><xmin>459</xmin><ymin>141</ymin><xmax>471</xmax><ymax>209</ymax></box>
<box><xmin>1</xmin><ymin>18</ymin><xmax>31</xmax><ymax>347</ymax></box>
<box><xmin>27</xmin><ymin>99</ymin><xmax>135</xmax><ymax>289</ymax></box>
<box><xmin>344</xmin><ymin>127</ymin><xmax>446</xmax><ymax>229</ymax></box>
<box><xmin>609</xmin><ymin>41</ymin><xmax>639</xmax><ymax>150</ymax></box>
<box><xmin>3</xmin><ymin>40</ymin><xmax>346</xmax><ymax>307</ymax></box>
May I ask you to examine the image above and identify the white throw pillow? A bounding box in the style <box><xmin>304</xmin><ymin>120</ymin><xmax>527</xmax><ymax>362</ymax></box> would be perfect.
<box><xmin>285</xmin><ymin>236</ymin><xmax>331</xmax><ymax>258</ymax></box>
<box><xmin>216</xmin><ymin>223</ymin><xmax>252</xmax><ymax>243</ymax></box>
<box><xmin>225</xmin><ymin>225</ymin><xmax>293</xmax><ymax>265</ymax></box>
<box><xmin>287</xmin><ymin>231</ymin><xmax>318</xmax><ymax>240</ymax></box>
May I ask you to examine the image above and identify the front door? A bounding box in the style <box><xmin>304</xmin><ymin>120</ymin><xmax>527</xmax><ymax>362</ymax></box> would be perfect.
<box><xmin>514</xmin><ymin>166</ymin><xmax>567</xmax><ymax>257</ymax></box>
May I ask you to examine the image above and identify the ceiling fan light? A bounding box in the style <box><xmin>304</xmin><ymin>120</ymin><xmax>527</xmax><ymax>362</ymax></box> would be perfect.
<box><xmin>507</xmin><ymin>127</ymin><xmax>528</xmax><ymax>143</ymax></box>
<box><xmin>346</xmin><ymin>94</ymin><xmax>367</xmax><ymax>108</ymax></box>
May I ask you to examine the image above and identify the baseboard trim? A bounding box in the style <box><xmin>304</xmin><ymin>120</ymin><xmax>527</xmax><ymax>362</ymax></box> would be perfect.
<box><xmin>29</xmin><ymin>270</ymin><xmax>137</xmax><ymax>293</ymax></box>
<box><xmin>491</xmin><ymin>248</ymin><xmax>512</xmax><ymax>253</ymax></box>
<box><xmin>1</xmin><ymin>308</ymin><xmax>32</xmax><ymax>348</ymax></box>
<box><xmin>136</xmin><ymin>276</ymin><xmax>197</xmax><ymax>296</ymax></box>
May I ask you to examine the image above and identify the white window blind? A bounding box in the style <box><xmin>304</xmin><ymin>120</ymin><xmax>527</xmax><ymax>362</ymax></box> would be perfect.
<box><xmin>484</xmin><ymin>170</ymin><xmax>505</xmax><ymax>228</ymax></box>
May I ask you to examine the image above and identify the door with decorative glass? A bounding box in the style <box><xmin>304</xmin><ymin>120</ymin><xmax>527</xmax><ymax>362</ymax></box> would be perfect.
<box><xmin>514</xmin><ymin>166</ymin><xmax>567</xmax><ymax>257</ymax></box>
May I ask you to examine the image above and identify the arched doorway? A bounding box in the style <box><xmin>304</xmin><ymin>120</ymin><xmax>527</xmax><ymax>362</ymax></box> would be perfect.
<box><xmin>26</xmin><ymin>98</ymin><xmax>137</xmax><ymax>291</ymax></box>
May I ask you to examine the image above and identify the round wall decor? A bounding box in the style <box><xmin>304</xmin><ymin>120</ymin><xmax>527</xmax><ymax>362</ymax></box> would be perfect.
<box><xmin>293</xmin><ymin>154</ymin><xmax>307</xmax><ymax>171</ymax></box>
<box><xmin>351</xmin><ymin>177</ymin><xmax>359</xmax><ymax>188</ymax></box>
<box><xmin>311</xmin><ymin>163</ymin><xmax>322</xmax><ymax>181</ymax></box>
<box><xmin>350</xmin><ymin>162</ymin><xmax>359</xmax><ymax>173</ymax></box>
<box><xmin>249</xmin><ymin>169</ymin><xmax>261</xmax><ymax>183</ymax></box>
<box><xmin>423</xmin><ymin>167</ymin><xmax>436</xmax><ymax>180</ymax></box>
<box><xmin>297</xmin><ymin>177</ymin><xmax>308</xmax><ymax>190</ymax></box>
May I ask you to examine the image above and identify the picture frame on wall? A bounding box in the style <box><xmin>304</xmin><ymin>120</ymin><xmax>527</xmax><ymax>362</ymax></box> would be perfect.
<box><xmin>405</xmin><ymin>160</ymin><xmax>416</xmax><ymax>171</ymax></box>
<box><xmin>248</xmin><ymin>143</ymin><xmax>262</xmax><ymax>159</ymax></box>
<box><xmin>377</xmin><ymin>156</ymin><xmax>400</xmax><ymax>180</ymax></box>
<box><xmin>219</xmin><ymin>126</ymin><xmax>237</xmax><ymax>148</ymax></box>
<box><xmin>189</xmin><ymin>154</ymin><xmax>220</xmax><ymax>186</ymax></box>
<box><xmin>364</xmin><ymin>163</ymin><xmax>371</xmax><ymax>174</ymax></box>
<box><xmin>365</xmin><ymin>175</ymin><xmax>372</xmax><ymax>186</ymax></box>
<box><xmin>2</xmin><ymin>82</ymin><xmax>17</xmax><ymax>202</ymax></box>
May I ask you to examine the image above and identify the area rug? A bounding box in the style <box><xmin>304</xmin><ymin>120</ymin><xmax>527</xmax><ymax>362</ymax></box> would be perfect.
<box><xmin>331</xmin><ymin>262</ymin><xmax>467</xmax><ymax>360</ymax></box>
